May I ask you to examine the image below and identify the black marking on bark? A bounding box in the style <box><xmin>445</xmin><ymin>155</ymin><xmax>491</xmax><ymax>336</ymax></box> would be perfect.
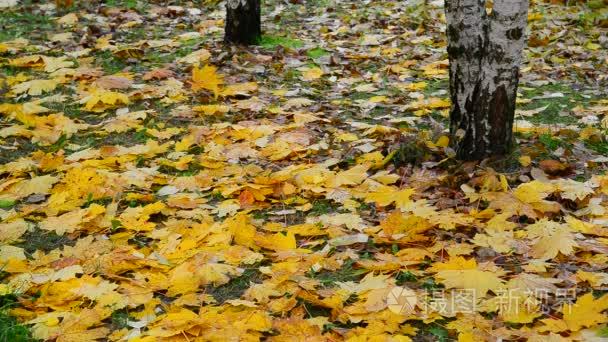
<box><xmin>507</xmin><ymin>27</ymin><xmax>523</xmax><ymax>40</ymax></box>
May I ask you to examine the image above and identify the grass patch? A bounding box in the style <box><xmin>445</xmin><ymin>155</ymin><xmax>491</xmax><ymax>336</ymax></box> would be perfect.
<box><xmin>310</xmin><ymin>260</ymin><xmax>366</xmax><ymax>287</ymax></box>
<box><xmin>0</xmin><ymin>294</ymin><xmax>33</xmax><ymax>342</ymax></box>
<box><xmin>145</xmin><ymin>45</ymin><xmax>197</xmax><ymax>66</ymax></box>
<box><xmin>408</xmin><ymin>321</ymin><xmax>451</xmax><ymax>342</ymax></box>
<box><xmin>259</xmin><ymin>35</ymin><xmax>304</xmax><ymax>49</ymax></box>
<box><xmin>586</xmin><ymin>139</ymin><xmax>608</xmax><ymax>155</ymax></box>
<box><xmin>392</xmin><ymin>140</ymin><xmax>429</xmax><ymax>167</ymax></box>
<box><xmin>518</xmin><ymin>83</ymin><xmax>590</xmax><ymax>125</ymax></box>
<box><xmin>0</xmin><ymin>137</ymin><xmax>39</xmax><ymax>164</ymax></box>
<box><xmin>44</xmin><ymin>102</ymin><xmax>86</xmax><ymax>120</ymax></box>
<box><xmin>104</xmin><ymin>0</ymin><xmax>148</xmax><ymax>11</ymax></box>
<box><xmin>121</xmin><ymin>27</ymin><xmax>148</xmax><ymax>42</ymax></box>
<box><xmin>0</xmin><ymin>310</ymin><xmax>32</xmax><ymax>341</ymax></box>
<box><xmin>538</xmin><ymin>133</ymin><xmax>564</xmax><ymax>151</ymax></box>
<box><xmin>0</xmin><ymin>10</ymin><xmax>53</xmax><ymax>41</ymax></box>
<box><xmin>109</xmin><ymin>309</ymin><xmax>131</xmax><ymax>330</ymax></box>
<box><xmin>306</xmin><ymin>47</ymin><xmax>329</xmax><ymax>59</ymax></box>
<box><xmin>305</xmin><ymin>0</ymin><xmax>331</xmax><ymax>7</ymax></box>
<box><xmin>14</xmin><ymin>226</ymin><xmax>74</xmax><ymax>255</ymax></box>
<box><xmin>308</xmin><ymin>199</ymin><xmax>337</xmax><ymax>216</ymax></box>
<box><xmin>206</xmin><ymin>268</ymin><xmax>263</xmax><ymax>303</ymax></box>
<box><xmin>0</xmin><ymin>65</ymin><xmax>21</xmax><ymax>76</ymax></box>
<box><xmin>423</xmin><ymin>79</ymin><xmax>449</xmax><ymax>95</ymax></box>
<box><xmin>94</xmin><ymin>50</ymin><xmax>129</xmax><ymax>74</ymax></box>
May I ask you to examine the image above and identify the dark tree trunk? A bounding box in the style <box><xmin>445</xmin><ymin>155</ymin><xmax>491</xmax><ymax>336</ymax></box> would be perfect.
<box><xmin>446</xmin><ymin>0</ymin><xmax>529</xmax><ymax>160</ymax></box>
<box><xmin>225</xmin><ymin>0</ymin><xmax>261</xmax><ymax>45</ymax></box>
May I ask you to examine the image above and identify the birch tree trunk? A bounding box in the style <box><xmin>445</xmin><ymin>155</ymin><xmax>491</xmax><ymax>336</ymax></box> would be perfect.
<box><xmin>225</xmin><ymin>0</ymin><xmax>261</xmax><ymax>45</ymax></box>
<box><xmin>446</xmin><ymin>0</ymin><xmax>529</xmax><ymax>160</ymax></box>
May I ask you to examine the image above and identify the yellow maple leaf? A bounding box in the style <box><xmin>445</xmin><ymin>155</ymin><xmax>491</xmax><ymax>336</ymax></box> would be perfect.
<box><xmin>472</xmin><ymin>230</ymin><xmax>515</xmax><ymax>253</ymax></box>
<box><xmin>224</xmin><ymin>213</ymin><xmax>256</xmax><ymax>247</ymax></box>
<box><xmin>379</xmin><ymin>211</ymin><xmax>430</xmax><ymax>241</ymax></box>
<box><xmin>301</xmin><ymin>67</ymin><xmax>323</xmax><ymax>81</ymax></box>
<box><xmin>199</xmin><ymin>262</ymin><xmax>243</xmax><ymax>286</ymax></box>
<box><xmin>0</xmin><ymin>219</ymin><xmax>29</xmax><ymax>243</ymax></box>
<box><xmin>177</xmin><ymin>48</ymin><xmax>211</xmax><ymax>64</ymax></box>
<box><xmin>430</xmin><ymin>257</ymin><xmax>504</xmax><ymax>297</ymax></box>
<box><xmin>9</xmin><ymin>55</ymin><xmax>44</xmax><ymax>68</ymax></box>
<box><xmin>0</xmin><ymin>245</ymin><xmax>26</xmax><ymax>262</ymax></box>
<box><xmin>529</xmin><ymin>224</ymin><xmax>577</xmax><ymax>260</ymax></box>
<box><xmin>563</xmin><ymin>293</ymin><xmax>608</xmax><ymax>331</ymax></box>
<box><xmin>537</xmin><ymin>318</ymin><xmax>569</xmax><ymax>333</ymax></box>
<box><xmin>365</xmin><ymin>188</ymin><xmax>415</xmax><ymax>210</ymax></box>
<box><xmin>404</xmin><ymin>82</ymin><xmax>427</xmax><ymax>91</ymax></box>
<box><xmin>174</xmin><ymin>135</ymin><xmax>195</xmax><ymax>152</ymax></box>
<box><xmin>192</xmin><ymin>104</ymin><xmax>230</xmax><ymax>116</ymax></box>
<box><xmin>4</xmin><ymin>174</ymin><xmax>59</xmax><ymax>200</ymax></box>
<box><xmin>329</xmin><ymin>164</ymin><xmax>369</xmax><ymax>187</ymax></box>
<box><xmin>12</xmin><ymin>79</ymin><xmax>58</xmax><ymax>96</ymax></box>
<box><xmin>576</xmin><ymin>270</ymin><xmax>608</xmax><ymax>288</ymax></box>
<box><xmin>220</xmin><ymin>82</ymin><xmax>258</xmax><ymax>97</ymax></box>
<box><xmin>254</xmin><ymin>231</ymin><xmax>297</xmax><ymax>251</ymax></box>
<box><xmin>435</xmin><ymin>269</ymin><xmax>504</xmax><ymax>297</ymax></box>
<box><xmin>483</xmin><ymin>289</ymin><xmax>541</xmax><ymax>323</ymax></box>
<box><xmin>428</xmin><ymin>256</ymin><xmax>477</xmax><ymax>271</ymax></box>
<box><xmin>191</xmin><ymin>64</ymin><xmax>223</xmax><ymax>98</ymax></box>
<box><xmin>118</xmin><ymin>201</ymin><xmax>166</xmax><ymax>231</ymax></box>
<box><xmin>168</xmin><ymin>257</ymin><xmax>242</xmax><ymax>296</ymax></box>
<box><xmin>81</xmin><ymin>89</ymin><xmax>129</xmax><ymax>112</ymax></box>
<box><xmin>39</xmin><ymin>204</ymin><xmax>105</xmax><ymax>235</ymax></box>
<box><xmin>513</xmin><ymin>180</ymin><xmax>554</xmax><ymax>203</ymax></box>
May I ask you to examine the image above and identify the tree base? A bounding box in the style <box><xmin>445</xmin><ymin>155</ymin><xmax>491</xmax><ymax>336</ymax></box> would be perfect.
<box><xmin>225</xmin><ymin>0</ymin><xmax>261</xmax><ymax>45</ymax></box>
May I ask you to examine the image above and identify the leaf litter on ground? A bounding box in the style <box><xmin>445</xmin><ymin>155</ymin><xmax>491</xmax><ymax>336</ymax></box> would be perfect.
<box><xmin>0</xmin><ymin>0</ymin><xmax>607</xmax><ymax>341</ymax></box>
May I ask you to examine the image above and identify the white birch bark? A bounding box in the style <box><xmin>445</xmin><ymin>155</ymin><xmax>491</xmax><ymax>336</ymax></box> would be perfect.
<box><xmin>227</xmin><ymin>0</ymin><xmax>249</xmax><ymax>9</ymax></box>
<box><xmin>446</xmin><ymin>0</ymin><xmax>529</xmax><ymax>160</ymax></box>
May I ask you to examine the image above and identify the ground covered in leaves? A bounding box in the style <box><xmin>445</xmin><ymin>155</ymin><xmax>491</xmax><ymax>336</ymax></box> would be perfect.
<box><xmin>1</xmin><ymin>0</ymin><xmax>608</xmax><ymax>341</ymax></box>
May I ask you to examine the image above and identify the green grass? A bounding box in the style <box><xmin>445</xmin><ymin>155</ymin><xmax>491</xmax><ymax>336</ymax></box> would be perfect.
<box><xmin>95</xmin><ymin>50</ymin><xmax>129</xmax><ymax>74</ymax></box>
<box><xmin>0</xmin><ymin>294</ymin><xmax>33</xmax><ymax>342</ymax></box>
<box><xmin>110</xmin><ymin>309</ymin><xmax>131</xmax><ymax>330</ymax></box>
<box><xmin>305</xmin><ymin>0</ymin><xmax>331</xmax><ymax>7</ymax></box>
<box><xmin>145</xmin><ymin>45</ymin><xmax>198</xmax><ymax>65</ymax></box>
<box><xmin>310</xmin><ymin>260</ymin><xmax>367</xmax><ymax>287</ymax></box>
<box><xmin>393</xmin><ymin>140</ymin><xmax>428</xmax><ymax>167</ymax></box>
<box><xmin>0</xmin><ymin>11</ymin><xmax>53</xmax><ymax>41</ymax></box>
<box><xmin>104</xmin><ymin>0</ymin><xmax>147</xmax><ymax>11</ymax></box>
<box><xmin>395</xmin><ymin>270</ymin><xmax>417</xmax><ymax>285</ymax></box>
<box><xmin>518</xmin><ymin>83</ymin><xmax>588</xmax><ymax>125</ymax></box>
<box><xmin>44</xmin><ymin>102</ymin><xmax>86</xmax><ymax>120</ymax></box>
<box><xmin>206</xmin><ymin>268</ymin><xmax>263</xmax><ymax>303</ymax></box>
<box><xmin>121</xmin><ymin>27</ymin><xmax>148</xmax><ymax>42</ymax></box>
<box><xmin>259</xmin><ymin>35</ymin><xmax>304</xmax><ymax>49</ymax></box>
<box><xmin>0</xmin><ymin>137</ymin><xmax>39</xmax><ymax>164</ymax></box>
<box><xmin>423</xmin><ymin>79</ymin><xmax>449</xmax><ymax>95</ymax></box>
<box><xmin>598</xmin><ymin>325</ymin><xmax>608</xmax><ymax>337</ymax></box>
<box><xmin>586</xmin><ymin>139</ymin><xmax>608</xmax><ymax>155</ymax></box>
<box><xmin>0</xmin><ymin>65</ymin><xmax>21</xmax><ymax>77</ymax></box>
<box><xmin>308</xmin><ymin>199</ymin><xmax>337</xmax><ymax>216</ymax></box>
<box><xmin>0</xmin><ymin>312</ymin><xmax>31</xmax><ymax>342</ymax></box>
<box><xmin>14</xmin><ymin>227</ymin><xmax>73</xmax><ymax>255</ymax></box>
<box><xmin>307</xmin><ymin>47</ymin><xmax>329</xmax><ymax>59</ymax></box>
<box><xmin>538</xmin><ymin>133</ymin><xmax>564</xmax><ymax>151</ymax></box>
